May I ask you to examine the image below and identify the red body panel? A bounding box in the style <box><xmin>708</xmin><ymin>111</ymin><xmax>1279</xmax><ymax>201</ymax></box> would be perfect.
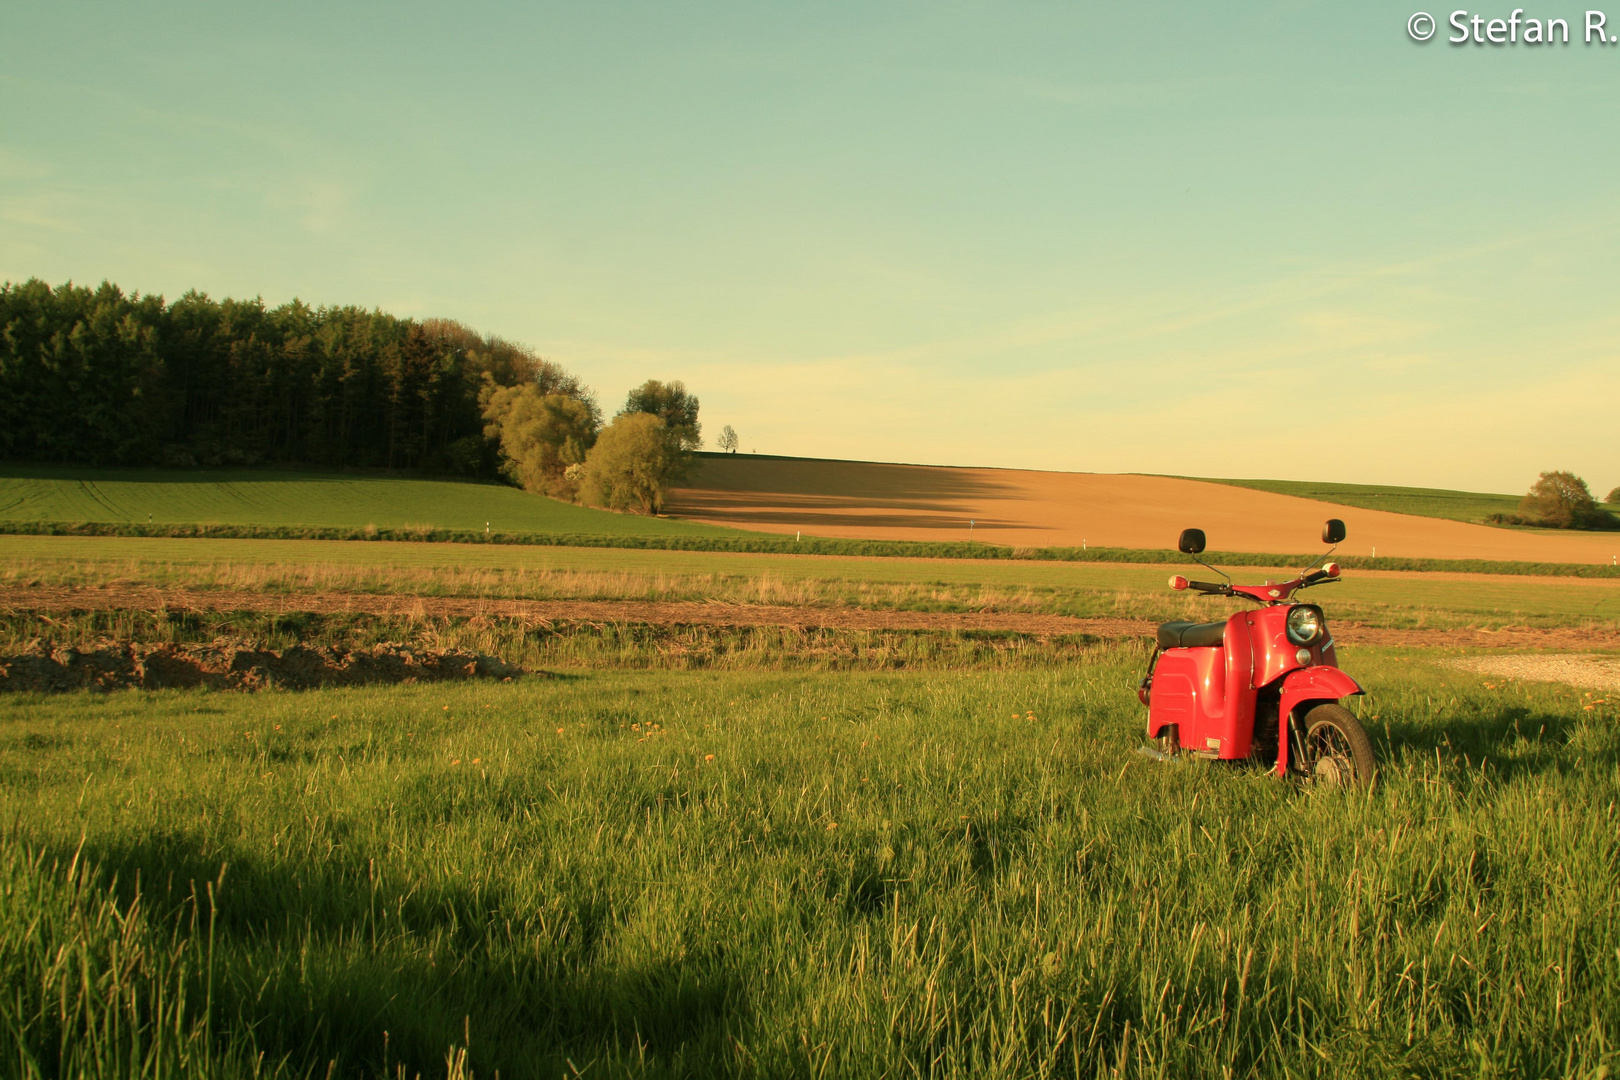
<box><xmin>1146</xmin><ymin>610</ymin><xmax>1256</xmax><ymax>759</ymax></box>
<box><xmin>1246</xmin><ymin>605</ymin><xmax>1325</xmax><ymax>687</ymax></box>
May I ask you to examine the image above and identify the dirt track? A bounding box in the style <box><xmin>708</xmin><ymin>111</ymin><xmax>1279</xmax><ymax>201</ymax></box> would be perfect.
<box><xmin>0</xmin><ymin>640</ymin><xmax>523</xmax><ymax>693</ymax></box>
<box><xmin>667</xmin><ymin>457</ymin><xmax>1620</xmax><ymax>564</ymax></box>
<box><xmin>3</xmin><ymin>585</ymin><xmax>1613</xmax><ymax>651</ymax></box>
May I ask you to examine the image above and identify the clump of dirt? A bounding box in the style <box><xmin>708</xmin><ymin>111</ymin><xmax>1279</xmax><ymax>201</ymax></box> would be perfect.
<box><xmin>0</xmin><ymin>640</ymin><xmax>526</xmax><ymax>694</ymax></box>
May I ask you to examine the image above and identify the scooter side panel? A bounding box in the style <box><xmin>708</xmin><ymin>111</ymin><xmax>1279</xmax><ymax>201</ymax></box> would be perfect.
<box><xmin>1147</xmin><ymin>648</ymin><xmax>1225</xmax><ymax>750</ymax></box>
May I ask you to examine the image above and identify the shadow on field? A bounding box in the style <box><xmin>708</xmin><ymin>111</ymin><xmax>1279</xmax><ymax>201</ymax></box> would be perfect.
<box><xmin>36</xmin><ymin>831</ymin><xmax>748</xmax><ymax>1079</ymax></box>
<box><xmin>1378</xmin><ymin>700</ymin><xmax>1614</xmax><ymax>780</ymax></box>
<box><xmin>668</xmin><ymin>456</ymin><xmax>1029</xmax><ymax>532</ymax></box>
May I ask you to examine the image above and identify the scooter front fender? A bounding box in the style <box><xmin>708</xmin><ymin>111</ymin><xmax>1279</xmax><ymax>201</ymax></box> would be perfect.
<box><xmin>1274</xmin><ymin>667</ymin><xmax>1364</xmax><ymax>776</ymax></box>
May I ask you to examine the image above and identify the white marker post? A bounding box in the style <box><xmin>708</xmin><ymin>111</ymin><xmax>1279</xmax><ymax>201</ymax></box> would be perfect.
<box><xmin>969</xmin><ymin>519</ymin><xmax>975</xmax><ymax>541</ymax></box>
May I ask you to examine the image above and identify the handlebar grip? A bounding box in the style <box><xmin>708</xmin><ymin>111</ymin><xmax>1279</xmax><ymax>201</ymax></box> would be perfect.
<box><xmin>1188</xmin><ymin>580</ymin><xmax>1226</xmax><ymax>592</ymax></box>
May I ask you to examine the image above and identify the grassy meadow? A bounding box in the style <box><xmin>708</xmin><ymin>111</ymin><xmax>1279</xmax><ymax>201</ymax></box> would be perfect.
<box><xmin>3</xmin><ymin>649</ymin><xmax>1618</xmax><ymax>1078</ymax></box>
<box><xmin>0</xmin><ymin>466</ymin><xmax>742</xmax><ymax>539</ymax></box>
<box><xmin>4</xmin><ymin>533</ymin><xmax>1619</xmax><ymax>633</ymax></box>
<box><xmin>1200</xmin><ymin>476</ymin><xmax>1620</xmax><ymax>527</ymax></box>
<box><xmin>4</xmin><ymin>500</ymin><xmax>1619</xmax><ymax>1077</ymax></box>
<box><xmin>1194</xmin><ymin>478</ymin><xmax>1526</xmax><ymax>525</ymax></box>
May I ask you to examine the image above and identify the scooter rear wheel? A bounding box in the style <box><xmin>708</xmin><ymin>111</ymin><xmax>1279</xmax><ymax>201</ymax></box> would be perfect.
<box><xmin>1299</xmin><ymin>703</ymin><xmax>1376</xmax><ymax>787</ymax></box>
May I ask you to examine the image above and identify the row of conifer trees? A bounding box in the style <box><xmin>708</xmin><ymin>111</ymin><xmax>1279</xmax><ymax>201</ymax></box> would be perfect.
<box><xmin>0</xmin><ymin>277</ymin><xmax>589</xmax><ymax>475</ymax></box>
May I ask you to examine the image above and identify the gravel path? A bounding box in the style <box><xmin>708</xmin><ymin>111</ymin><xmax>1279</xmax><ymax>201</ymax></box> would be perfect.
<box><xmin>1446</xmin><ymin>654</ymin><xmax>1620</xmax><ymax>691</ymax></box>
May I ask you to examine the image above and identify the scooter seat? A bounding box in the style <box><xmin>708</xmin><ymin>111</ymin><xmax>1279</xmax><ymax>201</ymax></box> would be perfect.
<box><xmin>1156</xmin><ymin>620</ymin><xmax>1227</xmax><ymax>649</ymax></box>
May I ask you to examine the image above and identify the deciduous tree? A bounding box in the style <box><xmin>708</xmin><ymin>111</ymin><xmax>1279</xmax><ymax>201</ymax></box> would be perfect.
<box><xmin>619</xmin><ymin>379</ymin><xmax>701</xmax><ymax>451</ymax></box>
<box><xmin>480</xmin><ymin>384</ymin><xmax>599</xmax><ymax>499</ymax></box>
<box><xmin>579</xmin><ymin>412</ymin><xmax>686</xmax><ymax>514</ymax></box>
<box><xmin>717</xmin><ymin>424</ymin><xmax>739</xmax><ymax>454</ymax></box>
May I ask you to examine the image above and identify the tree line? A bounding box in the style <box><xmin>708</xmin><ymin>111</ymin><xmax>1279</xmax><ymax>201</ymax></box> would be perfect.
<box><xmin>0</xmin><ymin>277</ymin><xmax>729</xmax><ymax>514</ymax></box>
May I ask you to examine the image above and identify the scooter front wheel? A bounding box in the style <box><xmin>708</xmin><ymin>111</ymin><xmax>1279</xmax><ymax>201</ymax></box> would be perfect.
<box><xmin>1299</xmin><ymin>703</ymin><xmax>1376</xmax><ymax>787</ymax></box>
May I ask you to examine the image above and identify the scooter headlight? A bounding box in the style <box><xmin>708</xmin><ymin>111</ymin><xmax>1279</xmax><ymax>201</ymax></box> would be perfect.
<box><xmin>1285</xmin><ymin>604</ymin><xmax>1324</xmax><ymax>646</ymax></box>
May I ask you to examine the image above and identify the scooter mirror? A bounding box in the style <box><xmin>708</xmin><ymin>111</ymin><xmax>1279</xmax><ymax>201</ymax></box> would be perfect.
<box><xmin>1177</xmin><ymin>528</ymin><xmax>1206</xmax><ymax>555</ymax></box>
<box><xmin>1322</xmin><ymin>519</ymin><xmax>1346</xmax><ymax>544</ymax></box>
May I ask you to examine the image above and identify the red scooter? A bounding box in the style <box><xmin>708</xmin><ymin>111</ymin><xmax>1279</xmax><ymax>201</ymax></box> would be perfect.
<box><xmin>1137</xmin><ymin>519</ymin><xmax>1375</xmax><ymax>785</ymax></box>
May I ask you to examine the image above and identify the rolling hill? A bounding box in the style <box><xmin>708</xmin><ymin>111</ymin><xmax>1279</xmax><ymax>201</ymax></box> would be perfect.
<box><xmin>666</xmin><ymin>454</ymin><xmax>1620</xmax><ymax>564</ymax></box>
<box><xmin>6</xmin><ymin>458</ymin><xmax>1617</xmax><ymax>564</ymax></box>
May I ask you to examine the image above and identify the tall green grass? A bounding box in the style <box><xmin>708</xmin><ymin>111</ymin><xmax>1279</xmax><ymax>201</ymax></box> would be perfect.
<box><xmin>0</xmin><ymin>844</ymin><xmax>293</xmax><ymax>1078</ymax></box>
<box><xmin>2</xmin><ymin>651</ymin><xmax>1616</xmax><ymax>1077</ymax></box>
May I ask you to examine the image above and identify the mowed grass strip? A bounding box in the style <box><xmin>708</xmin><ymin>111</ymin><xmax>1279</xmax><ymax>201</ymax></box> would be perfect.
<box><xmin>0</xmin><ymin>465</ymin><xmax>743</xmax><ymax>538</ymax></box>
<box><xmin>1</xmin><ymin>650</ymin><xmax>1616</xmax><ymax>1077</ymax></box>
<box><xmin>5</xmin><ymin>534</ymin><xmax>1619</xmax><ymax>631</ymax></box>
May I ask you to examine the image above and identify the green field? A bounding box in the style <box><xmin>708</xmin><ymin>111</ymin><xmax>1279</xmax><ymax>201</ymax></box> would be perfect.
<box><xmin>1190</xmin><ymin>477</ymin><xmax>1529</xmax><ymax>525</ymax></box>
<box><xmin>4</xmin><ymin>475</ymin><xmax>1619</xmax><ymax>1078</ymax></box>
<box><xmin>5</xmin><ymin>534</ymin><xmax>1618</xmax><ymax>632</ymax></box>
<box><xmin>3</xmin><ymin>652</ymin><xmax>1617</xmax><ymax>1077</ymax></box>
<box><xmin>1192</xmin><ymin>476</ymin><xmax>1620</xmax><ymax>526</ymax></box>
<box><xmin>0</xmin><ymin>465</ymin><xmax>742</xmax><ymax>538</ymax></box>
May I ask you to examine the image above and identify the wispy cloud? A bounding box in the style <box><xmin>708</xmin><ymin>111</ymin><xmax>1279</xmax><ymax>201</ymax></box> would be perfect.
<box><xmin>0</xmin><ymin>192</ymin><xmax>84</xmax><ymax>233</ymax></box>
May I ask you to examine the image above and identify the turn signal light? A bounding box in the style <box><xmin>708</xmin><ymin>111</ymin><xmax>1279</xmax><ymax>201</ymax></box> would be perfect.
<box><xmin>1169</xmin><ymin>575</ymin><xmax>1189</xmax><ymax>590</ymax></box>
<box><xmin>1324</xmin><ymin>562</ymin><xmax>1340</xmax><ymax>577</ymax></box>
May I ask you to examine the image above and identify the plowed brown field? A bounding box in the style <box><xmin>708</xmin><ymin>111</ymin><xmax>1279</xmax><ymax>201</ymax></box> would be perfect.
<box><xmin>3</xmin><ymin>585</ymin><xmax>1611</xmax><ymax>650</ymax></box>
<box><xmin>667</xmin><ymin>457</ymin><xmax>1620</xmax><ymax>564</ymax></box>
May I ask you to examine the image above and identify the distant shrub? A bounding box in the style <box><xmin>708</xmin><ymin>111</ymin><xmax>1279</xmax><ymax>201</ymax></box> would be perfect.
<box><xmin>1518</xmin><ymin>470</ymin><xmax>1613</xmax><ymax>529</ymax></box>
<box><xmin>1608</xmin><ymin>485</ymin><xmax>1620</xmax><ymax>506</ymax></box>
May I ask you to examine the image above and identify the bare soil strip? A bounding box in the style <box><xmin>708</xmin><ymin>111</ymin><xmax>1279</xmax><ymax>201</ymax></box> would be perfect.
<box><xmin>0</xmin><ymin>640</ymin><xmax>525</xmax><ymax>694</ymax></box>
<box><xmin>3</xmin><ymin>585</ymin><xmax>1614</xmax><ymax>651</ymax></box>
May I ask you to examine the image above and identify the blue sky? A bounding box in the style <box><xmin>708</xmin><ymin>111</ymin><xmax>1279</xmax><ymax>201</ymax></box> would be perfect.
<box><xmin>3</xmin><ymin>1</ymin><xmax>1617</xmax><ymax>494</ymax></box>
